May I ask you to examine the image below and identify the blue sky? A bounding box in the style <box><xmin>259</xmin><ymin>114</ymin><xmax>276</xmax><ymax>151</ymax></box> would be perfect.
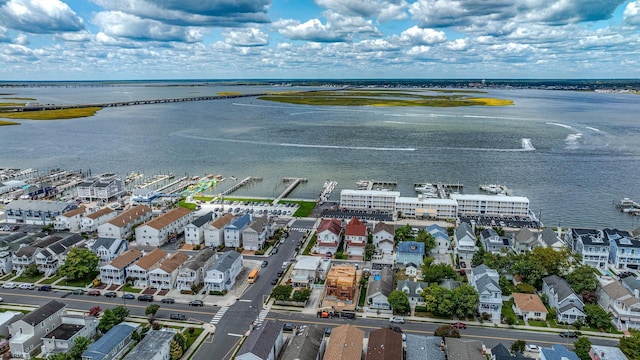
<box><xmin>0</xmin><ymin>0</ymin><xmax>639</xmax><ymax>80</ymax></box>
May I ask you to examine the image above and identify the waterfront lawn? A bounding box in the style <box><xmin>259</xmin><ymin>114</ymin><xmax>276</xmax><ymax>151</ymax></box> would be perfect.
<box><xmin>279</xmin><ymin>200</ymin><xmax>315</xmax><ymax>217</ymax></box>
<box><xmin>39</xmin><ymin>274</ymin><xmax>63</xmax><ymax>284</ymax></box>
<box><xmin>0</xmin><ymin>107</ymin><xmax>102</xmax><ymax>120</ymax></box>
<box><xmin>179</xmin><ymin>200</ymin><xmax>198</xmax><ymax>211</ymax></box>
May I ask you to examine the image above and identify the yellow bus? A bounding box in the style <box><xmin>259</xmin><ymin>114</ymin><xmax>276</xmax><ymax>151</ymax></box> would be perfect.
<box><xmin>248</xmin><ymin>269</ymin><xmax>259</xmax><ymax>283</ymax></box>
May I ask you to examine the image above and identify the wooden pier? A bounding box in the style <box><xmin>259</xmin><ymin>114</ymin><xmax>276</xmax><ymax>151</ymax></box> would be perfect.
<box><xmin>273</xmin><ymin>178</ymin><xmax>308</xmax><ymax>204</ymax></box>
<box><xmin>356</xmin><ymin>180</ymin><xmax>397</xmax><ymax>191</ymax></box>
<box><xmin>156</xmin><ymin>176</ymin><xmax>189</xmax><ymax>193</ymax></box>
<box><xmin>139</xmin><ymin>173</ymin><xmax>175</xmax><ymax>189</ymax></box>
<box><xmin>219</xmin><ymin>177</ymin><xmax>263</xmax><ymax>197</ymax></box>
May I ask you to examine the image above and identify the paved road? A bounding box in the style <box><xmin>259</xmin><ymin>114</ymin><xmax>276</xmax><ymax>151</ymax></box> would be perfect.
<box><xmin>192</xmin><ymin>229</ymin><xmax>305</xmax><ymax>360</ymax></box>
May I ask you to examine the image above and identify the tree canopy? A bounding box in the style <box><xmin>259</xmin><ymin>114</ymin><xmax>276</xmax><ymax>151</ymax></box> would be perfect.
<box><xmin>98</xmin><ymin>306</ymin><xmax>130</xmax><ymax>333</ymax></box>
<box><xmin>584</xmin><ymin>303</ymin><xmax>613</xmax><ymax>331</ymax></box>
<box><xmin>566</xmin><ymin>265</ymin><xmax>599</xmax><ymax>295</ymax></box>
<box><xmin>574</xmin><ymin>336</ymin><xmax>592</xmax><ymax>360</ymax></box>
<box><xmin>422</xmin><ymin>261</ymin><xmax>458</xmax><ymax>283</ymax></box>
<box><xmin>620</xmin><ymin>330</ymin><xmax>640</xmax><ymax>359</ymax></box>
<box><xmin>510</xmin><ymin>340</ymin><xmax>526</xmax><ymax>354</ymax></box>
<box><xmin>58</xmin><ymin>247</ymin><xmax>99</xmax><ymax>281</ymax></box>
<box><xmin>452</xmin><ymin>285</ymin><xmax>479</xmax><ymax>319</ymax></box>
<box><xmin>272</xmin><ymin>285</ymin><xmax>293</xmax><ymax>301</ymax></box>
<box><xmin>388</xmin><ymin>290</ymin><xmax>410</xmax><ymax>314</ymax></box>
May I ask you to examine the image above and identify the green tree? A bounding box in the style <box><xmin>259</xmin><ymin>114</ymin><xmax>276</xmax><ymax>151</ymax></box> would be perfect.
<box><xmin>388</xmin><ymin>290</ymin><xmax>410</xmax><ymax>314</ymax></box>
<box><xmin>471</xmin><ymin>247</ymin><xmax>486</xmax><ymax>267</ymax></box>
<box><xmin>292</xmin><ymin>288</ymin><xmax>311</xmax><ymax>302</ymax></box>
<box><xmin>145</xmin><ymin>304</ymin><xmax>160</xmax><ymax>316</ymax></box>
<box><xmin>584</xmin><ymin>303</ymin><xmax>612</xmax><ymax>330</ymax></box>
<box><xmin>620</xmin><ymin>330</ymin><xmax>640</xmax><ymax>359</ymax></box>
<box><xmin>395</xmin><ymin>224</ymin><xmax>413</xmax><ymax>243</ymax></box>
<box><xmin>364</xmin><ymin>243</ymin><xmax>376</xmax><ymax>261</ymax></box>
<box><xmin>58</xmin><ymin>247</ymin><xmax>99</xmax><ymax>281</ymax></box>
<box><xmin>422</xmin><ymin>284</ymin><xmax>454</xmax><ymax>317</ymax></box>
<box><xmin>272</xmin><ymin>285</ymin><xmax>293</xmax><ymax>301</ymax></box>
<box><xmin>98</xmin><ymin>306</ymin><xmax>130</xmax><ymax>333</ymax></box>
<box><xmin>499</xmin><ymin>275</ymin><xmax>513</xmax><ymax>294</ymax></box>
<box><xmin>512</xmin><ymin>258</ymin><xmax>547</xmax><ymax>288</ymax></box>
<box><xmin>416</xmin><ymin>230</ymin><xmax>437</xmax><ymax>253</ymax></box>
<box><xmin>566</xmin><ymin>265</ymin><xmax>598</xmax><ymax>295</ymax></box>
<box><xmin>422</xmin><ymin>263</ymin><xmax>458</xmax><ymax>283</ymax></box>
<box><xmin>510</xmin><ymin>340</ymin><xmax>526</xmax><ymax>354</ymax></box>
<box><xmin>170</xmin><ymin>339</ymin><xmax>183</xmax><ymax>360</ymax></box>
<box><xmin>574</xmin><ymin>336</ymin><xmax>592</xmax><ymax>360</ymax></box>
<box><xmin>529</xmin><ymin>247</ymin><xmax>571</xmax><ymax>277</ymax></box>
<box><xmin>434</xmin><ymin>325</ymin><xmax>460</xmax><ymax>338</ymax></box>
<box><xmin>174</xmin><ymin>332</ymin><xmax>187</xmax><ymax>351</ymax></box>
<box><xmin>23</xmin><ymin>263</ymin><xmax>42</xmax><ymax>278</ymax></box>
<box><xmin>452</xmin><ymin>285</ymin><xmax>479</xmax><ymax>319</ymax></box>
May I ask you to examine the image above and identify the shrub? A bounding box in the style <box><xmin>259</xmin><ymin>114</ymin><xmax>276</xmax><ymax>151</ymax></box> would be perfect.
<box><xmin>209</xmin><ymin>290</ymin><xmax>227</xmax><ymax>296</ymax></box>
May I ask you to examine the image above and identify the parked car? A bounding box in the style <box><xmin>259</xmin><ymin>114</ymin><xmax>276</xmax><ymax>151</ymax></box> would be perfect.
<box><xmin>122</xmin><ymin>293</ymin><xmax>135</xmax><ymax>300</ymax></box>
<box><xmin>389</xmin><ymin>316</ymin><xmax>405</xmax><ymax>324</ymax></box>
<box><xmin>525</xmin><ymin>344</ymin><xmax>541</xmax><ymax>353</ymax></box>
<box><xmin>170</xmin><ymin>313</ymin><xmax>187</xmax><ymax>321</ymax></box>
<box><xmin>162</xmin><ymin>298</ymin><xmax>176</xmax><ymax>304</ymax></box>
<box><xmin>272</xmin><ymin>248</ymin><xmax>278</xmax><ymax>254</ymax></box>
<box><xmin>283</xmin><ymin>323</ymin><xmax>295</xmax><ymax>332</ymax></box>
<box><xmin>189</xmin><ymin>300</ymin><xmax>204</xmax><ymax>307</ymax></box>
<box><xmin>1</xmin><ymin>282</ymin><xmax>16</xmax><ymax>289</ymax></box>
<box><xmin>18</xmin><ymin>283</ymin><xmax>35</xmax><ymax>290</ymax></box>
<box><xmin>262</xmin><ymin>261</ymin><xmax>268</xmax><ymax>268</ymax></box>
<box><xmin>87</xmin><ymin>290</ymin><xmax>101</xmax><ymax>296</ymax></box>
<box><xmin>71</xmin><ymin>289</ymin><xmax>85</xmax><ymax>295</ymax></box>
<box><xmin>0</xmin><ymin>297</ymin><xmax>3</xmax><ymax>302</ymax></box>
<box><xmin>38</xmin><ymin>285</ymin><xmax>52</xmax><ymax>291</ymax></box>
<box><xmin>104</xmin><ymin>291</ymin><xmax>117</xmax><ymax>298</ymax></box>
<box><xmin>276</xmin><ymin>270</ymin><xmax>284</xmax><ymax>277</ymax></box>
<box><xmin>559</xmin><ymin>331</ymin><xmax>579</xmax><ymax>338</ymax></box>
<box><xmin>137</xmin><ymin>294</ymin><xmax>154</xmax><ymax>302</ymax></box>
<box><xmin>271</xmin><ymin>278</ymin><xmax>278</xmax><ymax>285</ymax></box>
<box><xmin>451</xmin><ymin>322</ymin><xmax>467</xmax><ymax>329</ymax></box>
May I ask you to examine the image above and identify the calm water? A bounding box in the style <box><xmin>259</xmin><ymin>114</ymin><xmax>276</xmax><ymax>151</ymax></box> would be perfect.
<box><xmin>1</xmin><ymin>84</ymin><xmax>640</xmax><ymax>230</ymax></box>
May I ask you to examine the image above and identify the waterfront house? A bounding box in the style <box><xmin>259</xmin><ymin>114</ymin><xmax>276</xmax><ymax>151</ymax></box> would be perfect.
<box><xmin>184</xmin><ymin>211</ymin><xmax>213</xmax><ymax>246</ymax></box>
<box><xmin>135</xmin><ymin>207</ymin><xmax>193</xmax><ymax>247</ymax></box>
<box><xmin>512</xmin><ymin>293</ymin><xmax>548</xmax><ymax>321</ymax></box>
<box><xmin>365</xmin><ymin>266</ymin><xmax>394</xmax><ymax>310</ymax></box>
<box><xmin>148</xmin><ymin>251</ymin><xmax>190</xmax><ymax>290</ymax></box>
<box><xmin>340</xmin><ymin>189</ymin><xmax>399</xmax><ymax>213</ymax></box>
<box><xmin>539</xmin><ymin>345</ymin><xmax>579</xmax><ymax>360</ymax></box>
<box><xmin>53</xmin><ymin>206</ymin><xmax>86</xmax><ymax>232</ymax></box>
<box><xmin>565</xmin><ymin>228</ymin><xmax>609</xmax><ymax>269</ymax></box>
<box><xmin>512</xmin><ymin>228</ymin><xmax>539</xmax><ymax>254</ymax></box>
<box><xmin>236</xmin><ymin>320</ymin><xmax>284</xmax><ymax>360</ymax></box>
<box><xmin>606</xmin><ymin>228</ymin><xmax>640</xmax><ymax>270</ymax></box>
<box><xmin>539</xmin><ymin>227</ymin><xmax>565</xmax><ymax>250</ymax></box>
<box><xmin>396</xmin><ymin>241</ymin><xmax>425</xmax><ymax>266</ymax></box>
<box><xmin>455</xmin><ymin>222</ymin><xmax>477</xmax><ymax>262</ymax></box>
<box><xmin>126</xmin><ymin>248</ymin><xmax>167</xmax><ymax>287</ymax></box>
<box><xmin>480</xmin><ymin>228</ymin><xmax>513</xmax><ymax>254</ymax></box>
<box><xmin>122</xmin><ymin>330</ymin><xmax>175</xmax><ymax>360</ymax></box>
<box><xmin>4</xmin><ymin>200</ymin><xmax>78</xmax><ymax>225</ymax></box>
<box><xmin>88</xmin><ymin>237</ymin><xmax>129</xmax><ymax>267</ymax></box>
<box><xmin>449</xmin><ymin>193</ymin><xmax>530</xmax><ymax>218</ymax></box>
<box><xmin>8</xmin><ymin>300</ymin><xmax>66</xmax><ymax>359</ymax></box>
<box><xmin>395</xmin><ymin>196</ymin><xmax>459</xmax><ymax>220</ymax></box>
<box><xmin>99</xmin><ymin>249</ymin><xmax>143</xmax><ymax>286</ymax></box>
<box><xmin>291</xmin><ymin>255</ymin><xmax>322</xmax><ymax>288</ymax></box>
<box><xmin>323</xmin><ymin>324</ymin><xmax>364</xmax><ymax>360</ymax></box>
<box><xmin>345</xmin><ymin>217</ymin><xmax>367</xmax><ymax>260</ymax></box>
<box><xmin>372</xmin><ymin>222</ymin><xmax>395</xmax><ymax>254</ymax></box>
<box><xmin>242</xmin><ymin>216</ymin><xmax>269</xmax><ymax>251</ymax></box>
<box><xmin>224</xmin><ymin>213</ymin><xmax>252</xmax><ymax>248</ymax></box>
<box><xmin>405</xmin><ymin>335</ymin><xmax>445</xmax><ymax>360</ymax></box>
<box><xmin>41</xmin><ymin>314</ymin><xmax>97</xmax><ymax>358</ymax></box>
<box><xmin>367</xmin><ymin>327</ymin><xmax>403</xmax><ymax>360</ymax></box>
<box><xmin>397</xmin><ymin>280</ymin><xmax>429</xmax><ymax>305</ymax></box>
<box><xmin>470</xmin><ymin>265</ymin><xmax>502</xmax><ymax>323</ymax></box>
<box><xmin>76</xmin><ymin>173</ymin><xmax>125</xmax><ymax>201</ymax></box>
<box><xmin>542</xmin><ymin>275</ymin><xmax>586</xmax><ymax>324</ymax></box>
<box><xmin>176</xmin><ymin>248</ymin><xmax>216</xmax><ymax>292</ymax></box>
<box><xmin>597</xmin><ymin>279</ymin><xmax>640</xmax><ymax>330</ymax></box>
<box><xmin>204</xmin><ymin>213</ymin><xmax>234</xmax><ymax>248</ymax></box>
<box><xmin>81</xmin><ymin>322</ymin><xmax>139</xmax><ymax>360</ymax></box>
<box><xmin>80</xmin><ymin>207</ymin><xmax>116</xmax><ymax>233</ymax></box>
<box><xmin>316</xmin><ymin>218</ymin><xmax>342</xmax><ymax>256</ymax></box>
<box><xmin>204</xmin><ymin>250</ymin><xmax>243</xmax><ymax>292</ymax></box>
<box><xmin>98</xmin><ymin>205</ymin><xmax>152</xmax><ymax>239</ymax></box>
<box><xmin>427</xmin><ymin>224</ymin><xmax>451</xmax><ymax>254</ymax></box>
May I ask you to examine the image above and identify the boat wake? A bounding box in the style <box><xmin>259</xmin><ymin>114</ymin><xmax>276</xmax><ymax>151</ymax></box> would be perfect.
<box><xmin>546</xmin><ymin>122</ymin><xmax>573</xmax><ymax>130</ymax></box>
<box><xmin>436</xmin><ymin>138</ymin><xmax>535</xmax><ymax>152</ymax></box>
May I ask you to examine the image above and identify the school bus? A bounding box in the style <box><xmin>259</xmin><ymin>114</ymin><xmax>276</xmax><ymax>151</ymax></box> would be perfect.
<box><xmin>248</xmin><ymin>269</ymin><xmax>259</xmax><ymax>283</ymax></box>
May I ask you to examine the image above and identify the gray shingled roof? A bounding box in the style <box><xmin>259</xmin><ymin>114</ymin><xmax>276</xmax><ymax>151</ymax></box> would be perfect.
<box><xmin>5</xmin><ymin>200</ymin><xmax>77</xmax><ymax>213</ymax></box>
<box><xmin>279</xmin><ymin>324</ymin><xmax>323</xmax><ymax>360</ymax></box>
<box><xmin>405</xmin><ymin>334</ymin><xmax>445</xmax><ymax>360</ymax></box>
<box><xmin>211</xmin><ymin>251</ymin><xmax>241</xmax><ymax>272</ymax></box>
<box><xmin>190</xmin><ymin>212</ymin><xmax>214</xmax><ymax>228</ymax></box>
<box><xmin>445</xmin><ymin>338</ymin><xmax>485</xmax><ymax>360</ymax></box>
<box><xmin>184</xmin><ymin>248</ymin><xmax>215</xmax><ymax>271</ymax></box>
<box><xmin>540</xmin><ymin>227</ymin><xmax>561</xmax><ymax>246</ymax></box>
<box><xmin>122</xmin><ymin>330</ymin><xmax>175</xmax><ymax>360</ymax></box>
<box><xmin>249</xmin><ymin>216</ymin><xmax>267</xmax><ymax>232</ymax></box>
<box><xmin>543</xmin><ymin>275</ymin><xmax>576</xmax><ymax>302</ymax></box>
<box><xmin>455</xmin><ymin>222</ymin><xmax>474</xmax><ymax>240</ymax></box>
<box><xmin>20</xmin><ymin>300</ymin><xmax>65</xmax><ymax>326</ymax></box>
<box><xmin>82</xmin><ymin>323</ymin><xmax>137</xmax><ymax>360</ymax></box>
<box><xmin>236</xmin><ymin>320</ymin><xmax>281</xmax><ymax>359</ymax></box>
<box><xmin>367</xmin><ymin>267</ymin><xmax>394</xmax><ymax>298</ymax></box>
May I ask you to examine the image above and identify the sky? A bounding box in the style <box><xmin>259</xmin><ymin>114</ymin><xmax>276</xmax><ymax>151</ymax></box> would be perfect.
<box><xmin>0</xmin><ymin>0</ymin><xmax>639</xmax><ymax>80</ymax></box>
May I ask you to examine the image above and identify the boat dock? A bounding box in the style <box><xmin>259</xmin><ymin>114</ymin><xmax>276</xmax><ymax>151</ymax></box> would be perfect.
<box><xmin>479</xmin><ymin>184</ymin><xmax>512</xmax><ymax>195</ymax></box>
<box><xmin>156</xmin><ymin>176</ymin><xmax>189</xmax><ymax>194</ymax></box>
<box><xmin>616</xmin><ymin>198</ymin><xmax>640</xmax><ymax>215</ymax></box>
<box><xmin>356</xmin><ymin>180</ymin><xmax>397</xmax><ymax>191</ymax></box>
<box><xmin>273</xmin><ymin>178</ymin><xmax>308</xmax><ymax>204</ymax></box>
<box><xmin>414</xmin><ymin>182</ymin><xmax>464</xmax><ymax>198</ymax></box>
<box><xmin>138</xmin><ymin>173</ymin><xmax>175</xmax><ymax>189</ymax></box>
<box><xmin>319</xmin><ymin>180</ymin><xmax>337</xmax><ymax>204</ymax></box>
<box><xmin>219</xmin><ymin>177</ymin><xmax>263</xmax><ymax>197</ymax></box>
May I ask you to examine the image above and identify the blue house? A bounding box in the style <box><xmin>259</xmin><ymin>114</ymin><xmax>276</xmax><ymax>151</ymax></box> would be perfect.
<box><xmin>224</xmin><ymin>214</ymin><xmax>252</xmax><ymax>248</ymax></box>
<box><xmin>396</xmin><ymin>241</ymin><xmax>425</xmax><ymax>266</ymax></box>
<box><xmin>540</xmin><ymin>344</ymin><xmax>579</xmax><ymax>360</ymax></box>
<box><xmin>427</xmin><ymin>224</ymin><xmax>450</xmax><ymax>254</ymax></box>
<box><xmin>82</xmin><ymin>323</ymin><xmax>138</xmax><ymax>360</ymax></box>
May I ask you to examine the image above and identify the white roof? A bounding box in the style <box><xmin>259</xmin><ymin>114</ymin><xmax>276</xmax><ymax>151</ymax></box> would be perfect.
<box><xmin>294</xmin><ymin>256</ymin><xmax>321</xmax><ymax>270</ymax></box>
<box><xmin>396</xmin><ymin>197</ymin><xmax>457</xmax><ymax>205</ymax></box>
<box><xmin>341</xmin><ymin>189</ymin><xmax>400</xmax><ymax>197</ymax></box>
<box><xmin>450</xmin><ymin>193</ymin><xmax>529</xmax><ymax>202</ymax></box>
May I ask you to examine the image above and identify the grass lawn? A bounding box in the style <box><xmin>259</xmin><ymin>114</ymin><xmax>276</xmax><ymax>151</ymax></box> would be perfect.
<box><xmin>63</xmin><ymin>271</ymin><xmax>99</xmax><ymax>287</ymax></box>
<box><xmin>358</xmin><ymin>285</ymin><xmax>368</xmax><ymax>307</ymax></box>
<box><xmin>528</xmin><ymin>320</ymin><xmax>548</xmax><ymax>327</ymax></box>
<box><xmin>279</xmin><ymin>200</ymin><xmax>316</xmax><ymax>217</ymax></box>
<box><xmin>184</xmin><ymin>327</ymin><xmax>204</xmax><ymax>348</ymax></box>
<box><xmin>302</xmin><ymin>234</ymin><xmax>316</xmax><ymax>255</ymax></box>
<box><xmin>39</xmin><ymin>274</ymin><xmax>63</xmax><ymax>284</ymax></box>
<box><xmin>13</xmin><ymin>274</ymin><xmax>45</xmax><ymax>283</ymax></box>
<box><xmin>122</xmin><ymin>285</ymin><xmax>142</xmax><ymax>293</ymax></box>
<box><xmin>0</xmin><ymin>273</ymin><xmax>15</xmax><ymax>280</ymax></box>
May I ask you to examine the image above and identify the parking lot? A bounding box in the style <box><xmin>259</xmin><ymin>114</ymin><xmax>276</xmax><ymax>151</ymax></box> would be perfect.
<box><xmin>459</xmin><ymin>215</ymin><xmax>541</xmax><ymax>229</ymax></box>
<box><xmin>198</xmin><ymin>199</ymin><xmax>298</xmax><ymax>218</ymax></box>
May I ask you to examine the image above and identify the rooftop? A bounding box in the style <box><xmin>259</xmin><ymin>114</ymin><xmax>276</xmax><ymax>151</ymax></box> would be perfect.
<box><xmin>43</xmin><ymin>323</ymin><xmax>85</xmax><ymax>340</ymax></box>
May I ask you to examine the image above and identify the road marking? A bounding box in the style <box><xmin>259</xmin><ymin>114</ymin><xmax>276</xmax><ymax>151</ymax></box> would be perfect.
<box><xmin>238</xmin><ymin>299</ymin><xmax>251</xmax><ymax>302</ymax></box>
<box><xmin>210</xmin><ymin>306</ymin><xmax>229</xmax><ymax>325</ymax></box>
<box><xmin>254</xmin><ymin>309</ymin><xmax>269</xmax><ymax>325</ymax></box>
<box><xmin>227</xmin><ymin>333</ymin><xmax>244</xmax><ymax>337</ymax></box>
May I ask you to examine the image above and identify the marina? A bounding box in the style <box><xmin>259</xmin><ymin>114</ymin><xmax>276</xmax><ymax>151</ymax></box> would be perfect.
<box><xmin>616</xmin><ymin>198</ymin><xmax>640</xmax><ymax>215</ymax></box>
<box><xmin>414</xmin><ymin>182</ymin><xmax>464</xmax><ymax>198</ymax></box>
<box><xmin>356</xmin><ymin>179</ymin><xmax>397</xmax><ymax>191</ymax></box>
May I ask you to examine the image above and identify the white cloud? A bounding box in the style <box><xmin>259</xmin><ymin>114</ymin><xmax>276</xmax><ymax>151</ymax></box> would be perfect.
<box><xmin>395</xmin><ymin>26</ymin><xmax>447</xmax><ymax>45</ymax></box>
<box><xmin>316</xmin><ymin>0</ymin><xmax>409</xmax><ymax>22</ymax></box>
<box><xmin>0</xmin><ymin>0</ymin><xmax>84</xmax><ymax>34</ymax></box>
<box><xmin>274</xmin><ymin>18</ymin><xmax>351</xmax><ymax>42</ymax></box>
<box><xmin>55</xmin><ymin>30</ymin><xmax>93</xmax><ymax>42</ymax></box>
<box><xmin>624</xmin><ymin>1</ymin><xmax>640</xmax><ymax>26</ymax></box>
<box><xmin>224</xmin><ymin>28</ymin><xmax>268</xmax><ymax>46</ymax></box>
<box><xmin>446</xmin><ymin>38</ymin><xmax>468</xmax><ymax>51</ymax></box>
<box><xmin>93</xmin><ymin>11</ymin><xmax>203</xmax><ymax>43</ymax></box>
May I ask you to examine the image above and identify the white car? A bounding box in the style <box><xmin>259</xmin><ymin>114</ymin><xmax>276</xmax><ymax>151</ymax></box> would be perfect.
<box><xmin>389</xmin><ymin>316</ymin><xmax>405</xmax><ymax>324</ymax></box>
<box><xmin>525</xmin><ymin>344</ymin><xmax>541</xmax><ymax>353</ymax></box>
<box><xmin>18</xmin><ymin>283</ymin><xmax>35</xmax><ymax>290</ymax></box>
<box><xmin>2</xmin><ymin>282</ymin><xmax>16</xmax><ymax>289</ymax></box>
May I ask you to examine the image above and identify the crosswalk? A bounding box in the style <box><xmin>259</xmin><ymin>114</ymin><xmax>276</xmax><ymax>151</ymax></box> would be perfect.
<box><xmin>254</xmin><ymin>309</ymin><xmax>269</xmax><ymax>326</ymax></box>
<box><xmin>210</xmin><ymin>306</ymin><xmax>229</xmax><ymax>325</ymax></box>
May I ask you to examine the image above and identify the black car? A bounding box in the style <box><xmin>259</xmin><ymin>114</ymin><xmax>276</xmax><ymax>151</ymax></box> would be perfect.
<box><xmin>161</xmin><ymin>298</ymin><xmax>175</xmax><ymax>304</ymax></box>
<box><xmin>137</xmin><ymin>294</ymin><xmax>154</xmax><ymax>302</ymax></box>
<box><xmin>189</xmin><ymin>300</ymin><xmax>204</xmax><ymax>307</ymax></box>
<box><xmin>559</xmin><ymin>331</ymin><xmax>579</xmax><ymax>338</ymax></box>
<box><xmin>276</xmin><ymin>270</ymin><xmax>284</xmax><ymax>277</ymax></box>
<box><xmin>38</xmin><ymin>285</ymin><xmax>52</xmax><ymax>292</ymax></box>
<box><xmin>271</xmin><ymin>278</ymin><xmax>278</xmax><ymax>285</ymax></box>
<box><xmin>283</xmin><ymin>323</ymin><xmax>295</xmax><ymax>332</ymax></box>
<box><xmin>262</xmin><ymin>261</ymin><xmax>268</xmax><ymax>268</ymax></box>
<box><xmin>122</xmin><ymin>293</ymin><xmax>135</xmax><ymax>300</ymax></box>
<box><xmin>170</xmin><ymin>313</ymin><xmax>187</xmax><ymax>321</ymax></box>
<box><xmin>104</xmin><ymin>291</ymin><xmax>117</xmax><ymax>298</ymax></box>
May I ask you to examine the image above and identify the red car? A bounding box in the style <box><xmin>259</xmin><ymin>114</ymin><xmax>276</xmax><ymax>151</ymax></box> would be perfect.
<box><xmin>451</xmin><ymin>322</ymin><xmax>467</xmax><ymax>329</ymax></box>
<box><xmin>87</xmin><ymin>290</ymin><xmax>101</xmax><ymax>296</ymax></box>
